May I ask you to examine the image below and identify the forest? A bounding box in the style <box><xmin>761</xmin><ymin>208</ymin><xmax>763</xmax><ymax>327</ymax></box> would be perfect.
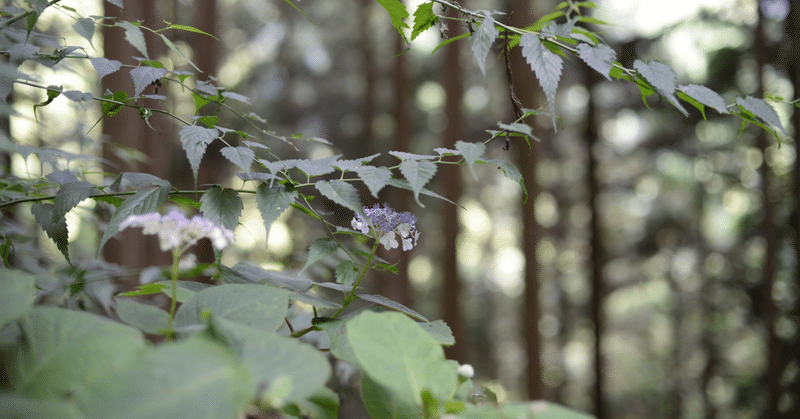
<box><xmin>0</xmin><ymin>0</ymin><xmax>798</xmax><ymax>418</ymax></box>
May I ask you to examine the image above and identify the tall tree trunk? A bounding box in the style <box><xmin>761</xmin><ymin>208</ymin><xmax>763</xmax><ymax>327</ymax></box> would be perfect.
<box><xmin>441</xmin><ymin>22</ymin><xmax>466</xmax><ymax>362</ymax></box>
<box><xmin>509</xmin><ymin>0</ymin><xmax>544</xmax><ymax>399</ymax></box>
<box><xmin>101</xmin><ymin>1</ymin><xmax>173</xmax><ymax>275</ymax></box>
<box><xmin>754</xmin><ymin>6</ymin><xmax>780</xmax><ymax>418</ymax></box>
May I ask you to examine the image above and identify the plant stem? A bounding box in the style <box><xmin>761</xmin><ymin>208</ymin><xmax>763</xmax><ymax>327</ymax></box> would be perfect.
<box><xmin>166</xmin><ymin>248</ymin><xmax>181</xmax><ymax>339</ymax></box>
<box><xmin>332</xmin><ymin>240</ymin><xmax>379</xmax><ymax>318</ymax></box>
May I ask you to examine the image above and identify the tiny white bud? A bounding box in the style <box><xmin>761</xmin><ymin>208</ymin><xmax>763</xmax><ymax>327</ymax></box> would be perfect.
<box><xmin>457</xmin><ymin>364</ymin><xmax>474</xmax><ymax>379</ymax></box>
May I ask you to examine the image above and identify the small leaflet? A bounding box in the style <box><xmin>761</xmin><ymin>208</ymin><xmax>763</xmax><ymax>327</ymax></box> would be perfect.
<box><xmin>736</xmin><ymin>96</ymin><xmax>786</xmax><ymax>134</ymax></box>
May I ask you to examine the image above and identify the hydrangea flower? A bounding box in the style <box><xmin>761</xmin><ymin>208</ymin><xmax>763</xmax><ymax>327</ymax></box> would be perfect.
<box><xmin>120</xmin><ymin>209</ymin><xmax>235</xmax><ymax>252</ymax></box>
<box><xmin>351</xmin><ymin>204</ymin><xmax>420</xmax><ymax>251</ymax></box>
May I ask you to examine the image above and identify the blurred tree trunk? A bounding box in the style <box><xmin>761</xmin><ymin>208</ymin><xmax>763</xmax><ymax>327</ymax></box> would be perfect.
<box><xmin>441</xmin><ymin>18</ymin><xmax>466</xmax><ymax>362</ymax></box>
<box><xmin>101</xmin><ymin>1</ymin><xmax>173</xmax><ymax>275</ymax></box>
<box><xmin>754</xmin><ymin>7</ymin><xmax>780</xmax><ymax>418</ymax></box>
<box><xmin>509</xmin><ymin>0</ymin><xmax>544</xmax><ymax>399</ymax></box>
<box><xmin>583</xmin><ymin>67</ymin><xmax>606</xmax><ymax>419</ymax></box>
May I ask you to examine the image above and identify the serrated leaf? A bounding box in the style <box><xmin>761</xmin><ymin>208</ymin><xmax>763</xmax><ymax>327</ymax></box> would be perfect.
<box><xmin>470</xmin><ymin>13</ymin><xmax>498</xmax><ymax>78</ymax></box>
<box><xmin>541</xmin><ymin>20</ymin><xmax>575</xmax><ymax>38</ymax></box>
<box><xmin>335</xmin><ymin>260</ymin><xmax>360</xmax><ymax>286</ymax></box>
<box><xmin>200</xmin><ymin>186</ymin><xmax>243</xmax><ymax>232</ymax></box>
<box><xmin>179</xmin><ymin>125</ymin><xmax>219</xmax><ymax>182</ymax></box>
<box><xmin>221</xmin><ymin>91</ymin><xmax>251</xmax><ymax>104</ymax></box>
<box><xmin>72</xmin><ymin>17</ymin><xmax>95</xmax><ymax>47</ymax></box>
<box><xmin>53</xmin><ymin>181</ymin><xmax>97</xmax><ymax>221</ymax></box>
<box><xmin>290</xmin><ymin>155</ymin><xmax>341</xmax><ymax>177</ymax></box>
<box><xmin>256</xmin><ymin>184</ymin><xmax>298</xmax><ymax>245</ymax></box>
<box><xmin>487</xmin><ymin>159</ymin><xmax>527</xmax><ymax>202</ymax></box>
<box><xmin>412</xmin><ymin>2</ymin><xmax>437</xmax><ymax>41</ymax></box>
<box><xmin>455</xmin><ymin>141</ymin><xmax>486</xmax><ymax>180</ymax></box>
<box><xmin>736</xmin><ymin>96</ymin><xmax>785</xmax><ymax>134</ymax></box>
<box><xmin>106</xmin><ymin>0</ymin><xmax>123</xmax><ymax>8</ymax></box>
<box><xmin>90</xmin><ymin>57</ymin><xmax>122</xmax><ymax>84</ymax></box>
<box><xmin>315</xmin><ymin>180</ymin><xmax>364</xmax><ymax>216</ymax></box>
<box><xmin>399</xmin><ymin>159</ymin><xmax>437</xmax><ymax>207</ymax></box>
<box><xmin>520</xmin><ymin>33</ymin><xmax>563</xmax><ymax>130</ymax></box>
<box><xmin>220</xmin><ymin>146</ymin><xmax>255</xmax><ymax>172</ymax></box>
<box><xmin>62</xmin><ymin>90</ymin><xmax>93</xmax><ymax>103</ymax></box>
<box><xmin>356</xmin><ymin>294</ymin><xmax>429</xmax><ymax>322</ymax></box>
<box><xmin>576</xmin><ymin>42</ymin><xmax>615</xmax><ymax>80</ymax></box>
<box><xmin>633</xmin><ymin>59</ymin><xmax>688</xmax><ymax>117</ymax></box>
<box><xmin>299</xmin><ymin>238</ymin><xmax>341</xmax><ymax>274</ymax></box>
<box><xmin>117</xmin><ymin>21</ymin><xmax>148</xmax><ymax>59</ymax></box>
<box><xmin>130</xmin><ymin>65</ymin><xmax>167</xmax><ymax>97</ymax></box>
<box><xmin>97</xmin><ymin>186</ymin><xmax>170</xmax><ymax>257</ymax></box>
<box><xmin>46</xmin><ymin>170</ymin><xmax>79</xmax><ymax>185</ymax></box>
<box><xmin>31</xmin><ymin>203</ymin><xmax>69</xmax><ymax>263</ymax></box>
<box><xmin>101</xmin><ymin>90</ymin><xmax>128</xmax><ymax>117</ymax></box>
<box><xmin>332</xmin><ymin>153</ymin><xmax>380</xmax><ymax>172</ymax></box>
<box><xmin>355</xmin><ymin>166</ymin><xmax>392</xmax><ymax>198</ymax></box>
<box><xmin>388</xmin><ymin>151</ymin><xmax>437</xmax><ymax>161</ymax></box>
<box><xmin>678</xmin><ymin>84</ymin><xmax>728</xmax><ymax>116</ymax></box>
<box><xmin>375</xmin><ymin>0</ymin><xmax>410</xmax><ymax>40</ymax></box>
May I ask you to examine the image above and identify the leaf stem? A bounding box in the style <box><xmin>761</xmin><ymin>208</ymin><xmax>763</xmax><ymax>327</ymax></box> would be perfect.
<box><xmin>331</xmin><ymin>239</ymin><xmax>380</xmax><ymax>319</ymax></box>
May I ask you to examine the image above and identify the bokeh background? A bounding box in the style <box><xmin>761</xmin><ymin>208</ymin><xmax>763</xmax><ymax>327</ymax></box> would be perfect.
<box><xmin>4</xmin><ymin>0</ymin><xmax>799</xmax><ymax>418</ymax></box>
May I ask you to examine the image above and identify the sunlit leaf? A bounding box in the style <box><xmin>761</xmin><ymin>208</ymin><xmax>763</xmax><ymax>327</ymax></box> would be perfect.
<box><xmin>116</xmin><ymin>21</ymin><xmax>148</xmax><ymax>59</ymax></box>
<box><xmin>412</xmin><ymin>2</ymin><xmax>437</xmax><ymax>41</ymax></box>
<box><xmin>179</xmin><ymin>125</ymin><xmax>219</xmax><ymax>182</ymax></box>
<box><xmin>399</xmin><ymin>159</ymin><xmax>437</xmax><ymax>207</ymax></box>
<box><xmin>634</xmin><ymin>59</ymin><xmax>688</xmax><ymax>117</ymax></box>
<box><xmin>455</xmin><ymin>141</ymin><xmax>486</xmax><ymax>180</ymax></box>
<box><xmin>200</xmin><ymin>186</ymin><xmax>243</xmax><ymax>232</ymax></box>
<box><xmin>256</xmin><ymin>184</ymin><xmax>298</xmax><ymax>244</ymax></box>
<box><xmin>130</xmin><ymin>65</ymin><xmax>167</xmax><ymax>97</ymax></box>
<box><xmin>355</xmin><ymin>166</ymin><xmax>392</xmax><ymax>198</ymax></box>
<box><xmin>576</xmin><ymin>42</ymin><xmax>615</xmax><ymax>80</ymax></box>
<box><xmin>220</xmin><ymin>146</ymin><xmax>255</xmax><ymax>172</ymax></box>
<box><xmin>315</xmin><ymin>180</ymin><xmax>364</xmax><ymax>216</ymax></box>
<box><xmin>520</xmin><ymin>33</ymin><xmax>562</xmax><ymax>130</ymax></box>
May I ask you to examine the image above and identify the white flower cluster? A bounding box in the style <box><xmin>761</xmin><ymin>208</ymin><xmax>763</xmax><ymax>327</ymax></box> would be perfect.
<box><xmin>119</xmin><ymin>210</ymin><xmax>235</xmax><ymax>251</ymax></box>
<box><xmin>351</xmin><ymin>204</ymin><xmax>419</xmax><ymax>251</ymax></box>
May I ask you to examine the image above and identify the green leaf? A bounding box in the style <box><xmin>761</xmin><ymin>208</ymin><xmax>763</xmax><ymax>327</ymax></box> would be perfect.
<box><xmin>256</xmin><ymin>184</ymin><xmax>298</xmax><ymax>243</ymax></box>
<box><xmin>199</xmin><ymin>186</ymin><xmax>243</xmax><ymax>232</ymax></box>
<box><xmin>361</xmin><ymin>373</ymin><xmax>422</xmax><ymax>419</ymax></box>
<box><xmin>576</xmin><ymin>42</ymin><xmax>616</xmax><ymax>80</ymax></box>
<box><xmin>411</xmin><ymin>2</ymin><xmax>437</xmax><ymax>41</ymax></box>
<box><xmin>356</xmin><ymin>294</ymin><xmax>429</xmax><ymax>322</ymax></box>
<box><xmin>162</xmin><ymin>21</ymin><xmax>220</xmax><ymax>40</ymax></box>
<box><xmin>0</xmin><ymin>268</ymin><xmax>36</xmax><ymax>329</ymax></box>
<box><xmin>486</xmin><ymin>159</ymin><xmax>527</xmax><ymax>202</ymax></box>
<box><xmin>115</xmin><ymin>297</ymin><xmax>170</xmax><ymax>334</ymax></box>
<box><xmin>10</xmin><ymin>306</ymin><xmax>145</xmax><ymax>398</ymax></box>
<box><xmin>101</xmin><ymin>90</ymin><xmax>128</xmax><ymax>117</ymax></box>
<box><xmin>118</xmin><ymin>282</ymin><xmax>168</xmax><ymax>297</ymax></box>
<box><xmin>221</xmin><ymin>262</ymin><xmax>315</xmax><ymax>292</ymax></box>
<box><xmin>169</xmin><ymin>194</ymin><xmax>201</xmax><ymax>209</ymax></box>
<box><xmin>30</xmin><ymin>203</ymin><xmax>69</xmax><ymax>263</ymax></box>
<box><xmin>399</xmin><ymin>159</ymin><xmax>437</xmax><ymax>207</ymax></box>
<box><xmin>53</xmin><ymin>181</ymin><xmax>98</xmax><ymax>221</ymax></box>
<box><xmin>375</xmin><ymin>0</ymin><xmax>410</xmax><ymax>40</ymax></box>
<box><xmin>678</xmin><ymin>84</ymin><xmax>728</xmax><ymax>116</ymax></box>
<box><xmin>116</xmin><ymin>21</ymin><xmax>149</xmax><ymax>59</ymax></box>
<box><xmin>432</xmin><ymin>32</ymin><xmax>470</xmax><ymax>54</ymax></box>
<box><xmin>0</xmin><ymin>394</ymin><xmax>83</xmax><ymax>419</ymax></box>
<box><xmin>347</xmin><ymin>311</ymin><xmax>458</xmax><ymax>408</ymax></box>
<box><xmin>315</xmin><ymin>180</ymin><xmax>364</xmax><ymax>216</ymax></box>
<box><xmin>72</xmin><ymin>17</ymin><xmax>95</xmax><ymax>46</ymax></box>
<box><xmin>291</xmin><ymin>155</ymin><xmax>341</xmax><ymax>177</ymax></box>
<box><xmin>97</xmin><ymin>185</ymin><xmax>170</xmax><ymax>257</ymax></box>
<box><xmin>736</xmin><ymin>96</ymin><xmax>785</xmax><ymax>134</ymax></box>
<box><xmin>418</xmin><ymin>320</ymin><xmax>455</xmax><ymax>346</ymax></box>
<box><xmin>520</xmin><ymin>33</ymin><xmax>563</xmax><ymax>130</ymax></box>
<box><xmin>32</xmin><ymin>85</ymin><xmax>61</xmax><ymax>120</ymax></box>
<box><xmin>179</xmin><ymin>125</ymin><xmax>219</xmax><ymax>183</ymax></box>
<box><xmin>633</xmin><ymin>59</ymin><xmax>688</xmax><ymax>117</ymax></box>
<box><xmin>469</xmin><ymin>12</ymin><xmax>499</xmax><ymax>78</ymax></box>
<box><xmin>331</xmin><ymin>153</ymin><xmax>380</xmax><ymax>172</ymax></box>
<box><xmin>455</xmin><ymin>141</ymin><xmax>486</xmax><ymax>180</ymax></box>
<box><xmin>159</xmin><ymin>33</ymin><xmax>202</xmax><ymax>73</ymax></box>
<box><xmin>220</xmin><ymin>146</ymin><xmax>255</xmax><ymax>172</ymax></box>
<box><xmin>130</xmin><ymin>65</ymin><xmax>167</xmax><ymax>97</ymax></box>
<box><xmin>355</xmin><ymin>166</ymin><xmax>393</xmax><ymax>198</ymax></box>
<box><xmin>207</xmin><ymin>315</ymin><xmax>331</xmax><ymax>404</ymax></box>
<box><xmin>174</xmin><ymin>283</ymin><xmax>289</xmax><ymax>333</ymax></box>
<box><xmin>335</xmin><ymin>260</ymin><xmax>360</xmax><ymax>286</ymax></box>
<box><xmin>299</xmin><ymin>238</ymin><xmax>340</xmax><ymax>274</ymax></box>
<box><xmin>155</xmin><ymin>280</ymin><xmax>213</xmax><ymax>303</ymax></box>
<box><xmin>90</xmin><ymin>57</ymin><xmax>122</xmax><ymax>83</ymax></box>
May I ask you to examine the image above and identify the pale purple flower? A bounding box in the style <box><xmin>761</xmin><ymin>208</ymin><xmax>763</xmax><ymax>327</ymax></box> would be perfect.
<box><xmin>351</xmin><ymin>204</ymin><xmax>419</xmax><ymax>251</ymax></box>
<box><xmin>120</xmin><ymin>209</ymin><xmax>235</xmax><ymax>251</ymax></box>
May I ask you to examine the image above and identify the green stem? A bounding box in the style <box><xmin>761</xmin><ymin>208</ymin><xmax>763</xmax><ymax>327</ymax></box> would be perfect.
<box><xmin>165</xmin><ymin>248</ymin><xmax>181</xmax><ymax>339</ymax></box>
<box><xmin>332</xmin><ymin>240</ymin><xmax>380</xmax><ymax>319</ymax></box>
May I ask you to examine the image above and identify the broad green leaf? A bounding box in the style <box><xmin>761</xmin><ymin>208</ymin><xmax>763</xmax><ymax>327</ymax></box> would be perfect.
<box><xmin>520</xmin><ymin>33</ymin><xmax>563</xmax><ymax>130</ymax></box>
<box><xmin>355</xmin><ymin>166</ymin><xmax>392</xmax><ymax>198</ymax></box>
<box><xmin>220</xmin><ymin>146</ymin><xmax>255</xmax><ymax>172</ymax></box>
<box><xmin>0</xmin><ymin>269</ymin><xmax>36</xmax><ymax>329</ymax></box>
<box><xmin>256</xmin><ymin>183</ymin><xmax>298</xmax><ymax>242</ymax></box>
<box><xmin>458</xmin><ymin>400</ymin><xmax>596</xmax><ymax>419</ymax></box>
<box><xmin>174</xmin><ymin>283</ymin><xmax>289</xmax><ymax>333</ymax></box>
<box><xmin>375</xmin><ymin>0</ymin><xmax>410</xmax><ymax>40</ymax></box>
<box><xmin>221</xmin><ymin>262</ymin><xmax>314</xmax><ymax>292</ymax></box>
<box><xmin>155</xmin><ymin>280</ymin><xmax>213</xmax><ymax>302</ymax></box>
<box><xmin>53</xmin><ymin>181</ymin><xmax>97</xmax><ymax>221</ymax></box>
<box><xmin>179</xmin><ymin>125</ymin><xmax>219</xmax><ymax>182</ymax></box>
<box><xmin>469</xmin><ymin>12</ymin><xmax>498</xmax><ymax>78</ymax></box>
<box><xmin>299</xmin><ymin>238</ymin><xmax>340</xmax><ymax>274</ymax></box>
<box><xmin>10</xmin><ymin>306</ymin><xmax>145</xmax><ymax>398</ymax></box>
<box><xmin>678</xmin><ymin>84</ymin><xmax>728</xmax><ymax>116</ymax></box>
<box><xmin>90</xmin><ymin>57</ymin><xmax>122</xmax><ymax>83</ymax></box>
<box><xmin>207</xmin><ymin>315</ymin><xmax>331</xmax><ymax>404</ymax></box>
<box><xmin>75</xmin><ymin>335</ymin><xmax>250</xmax><ymax>419</ymax></box>
<box><xmin>115</xmin><ymin>298</ymin><xmax>169</xmax><ymax>335</ymax></box>
<box><xmin>100</xmin><ymin>90</ymin><xmax>128</xmax><ymax>117</ymax></box>
<box><xmin>335</xmin><ymin>260</ymin><xmax>360</xmax><ymax>286</ymax></box>
<box><xmin>399</xmin><ymin>159</ymin><xmax>437</xmax><ymax>207</ymax></box>
<box><xmin>30</xmin><ymin>203</ymin><xmax>69</xmax><ymax>263</ymax></box>
<box><xmin>200</xmin><ymin>186</ymin><xmax>243</xmax><ymax>231</ymax></box>
<box><xmin>455</xmin><ymin>141</ymin><xmax>486</xmax><ymax>180</ymax></box>
<box><xmin>576</xmin><ymin>42</ymin><xmax>615</xmax><ymax>80</ymax></box>
<box><xmin>633</xmin><ymin>59</ymin><xmax>688</xmax><ymax>117</ymax></box>
<box><xmin>412</xmin><ymin>2</ymin><xmax>437</xmax><ymax>41</ymax></box>
<box><xmin>361</xmin><ymin>373</ymin><xmax>422</xmax><ymax>419</ymax></box>
<box><xmin>418</xmin><ymin>320</ymin><xmax>455</xmax><ymax>346</ymax></box>
<box><xmin>315</xmin><ymin>180</ymin><xmax>364</xmax><ymax>216</ymax></box>
<box><xmin>116</xmin><ymin>21</ymin><xmax>148</xmax><ymax>59</ymax></box>
<box><xmin>130</xmin><ymin>65</ymin><xmax>167</xmax><ymax>97</ymax></box>
<box><xmin>347</xmin><ymin>311</ymin><xmax>458</xmax><ymax>408</ymax></box>
<box><xmin>0</xmin><ymin>394</ymin><xmax>83</xmax><ymax>419</ymax></box>
<box><xmin>315</xmin><ymin>317</ymin><xmax>359</xmax><ymax>365</ymax></box>
<box><xmin>97</xmin><ymin>185</ymin><xmax>170</xmax><ymax>256</ymax></box>
<box><xmin>736</xmin><ymin>96</ymin><xmax>786</xmax><ymax>134</ymax></box>
<box><xmin>356</xmin><ymin>293</ymin><xmax>429</xmax><ymax>322</ymax></box>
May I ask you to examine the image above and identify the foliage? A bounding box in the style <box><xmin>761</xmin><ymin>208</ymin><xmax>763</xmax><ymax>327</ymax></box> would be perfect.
<box><xmin>0</xmin><ymin>0</ymin><xmax>790</xmax><ymax>418</ymax></box>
